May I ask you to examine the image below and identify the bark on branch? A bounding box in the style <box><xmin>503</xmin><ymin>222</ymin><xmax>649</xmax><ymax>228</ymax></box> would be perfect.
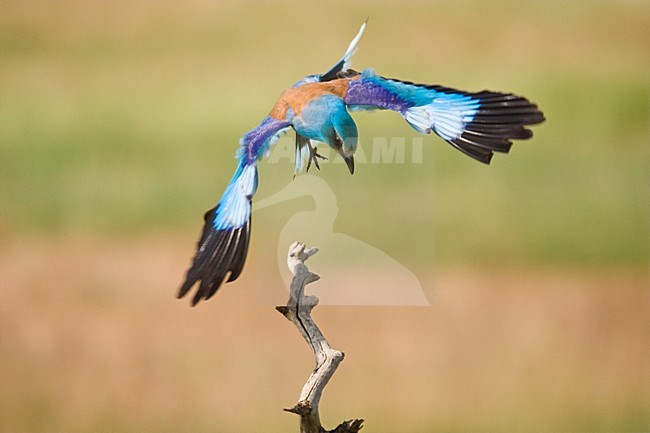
<box><xmin>276</xmin><ymin>241</ymin><xmax>364</xmax><ymax>433</ymax></box>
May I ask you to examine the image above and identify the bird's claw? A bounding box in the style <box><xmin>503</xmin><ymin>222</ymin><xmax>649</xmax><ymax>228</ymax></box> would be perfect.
<box><xmin>306</xmin><ymin>143</ymin><xmax>327</xmax><ymax>172</ymax></box>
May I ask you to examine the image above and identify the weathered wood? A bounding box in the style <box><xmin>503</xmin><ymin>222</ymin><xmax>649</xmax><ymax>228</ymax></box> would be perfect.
<box><xmin>276</xmin><ymin>241</ymin><xmax>364</xmax><ymax>433</ymax></box>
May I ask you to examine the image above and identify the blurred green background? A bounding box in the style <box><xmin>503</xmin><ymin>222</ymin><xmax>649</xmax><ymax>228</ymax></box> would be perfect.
<box><xmin>1</xmin><ymin>1</ymin><xmax>648</xmax><ymax>432</ymax></box>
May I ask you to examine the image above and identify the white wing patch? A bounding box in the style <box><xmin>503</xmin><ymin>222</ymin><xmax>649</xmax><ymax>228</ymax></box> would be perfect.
<box><xmin>405</xmin><ymin>97</ymin><xmax>480</xmax><ymax>140</ymax></box>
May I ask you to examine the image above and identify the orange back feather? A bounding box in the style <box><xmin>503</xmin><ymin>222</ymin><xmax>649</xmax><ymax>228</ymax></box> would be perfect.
<box><xmin>268</xmin><ymin>78</ymin><xmax>357</xmax><ymax>120</ymax></box>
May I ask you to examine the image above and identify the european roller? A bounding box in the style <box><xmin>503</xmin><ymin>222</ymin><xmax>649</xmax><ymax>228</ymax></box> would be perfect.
<box><xmin>178</xmin><ymin>22</ymin><xmax>545</xmax><ymax>305</ymax></box>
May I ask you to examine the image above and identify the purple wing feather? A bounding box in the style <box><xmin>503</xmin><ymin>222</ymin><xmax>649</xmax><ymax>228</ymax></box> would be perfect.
<box><xmin>344</xmin><ymin>69</ymin><xmax>544</xmax><ymax>163</ymax></box>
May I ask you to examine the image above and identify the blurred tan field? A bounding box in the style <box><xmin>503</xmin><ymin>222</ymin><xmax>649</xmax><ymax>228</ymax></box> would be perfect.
<box><xmin>1</xmin><ymin>237</ymin><xmax>649</xmax><ymax>432</ymax></box>
<box><xmin>1</xmin><ymin>1</ymin><xmax>649</xmax><ymax>432</ymax></box>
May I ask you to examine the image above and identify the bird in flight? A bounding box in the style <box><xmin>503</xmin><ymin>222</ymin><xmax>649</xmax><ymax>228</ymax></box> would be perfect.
<box><xmin>178</xmin><ymin>21</ymin><xmax>545</xmax><ymax>305</ymax></box>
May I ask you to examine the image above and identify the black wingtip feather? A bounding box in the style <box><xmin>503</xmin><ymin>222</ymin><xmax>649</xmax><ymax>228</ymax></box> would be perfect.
<box><xmin>386</xmin><ymin>77</ymin><xmax>544</xmax><ymax>163</ymax></box>
<box><xmin>451</xmin><ymin>91</ymin><xmax>544</xmax><ymax>162</ymax></box>
<box><xmin>178</xmin><ymin>203</ymin><xmax>251</xmax><ymax>306</ymax></box>
<box><xmin>449</xmin><ymin>138</ymin><xmax>494</xmax><ymax>164</ymax></box>
<box><xmin>227</xmin><ymin>218</ymin><xmax>251</xmax><ymax>282</ymax></box>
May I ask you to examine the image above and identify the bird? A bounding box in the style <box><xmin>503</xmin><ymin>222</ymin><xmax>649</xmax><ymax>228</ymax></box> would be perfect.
<box><xmin>178</xmin><ymin>21</ymin><xmax>545</xmax><ymax>306</ymax></box>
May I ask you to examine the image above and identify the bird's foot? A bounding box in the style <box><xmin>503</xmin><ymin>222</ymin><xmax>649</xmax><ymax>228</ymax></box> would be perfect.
<box><xmin>306</xmin><ymin>143</ymin><xmax>327</xmax><ymax>172</ymax></box>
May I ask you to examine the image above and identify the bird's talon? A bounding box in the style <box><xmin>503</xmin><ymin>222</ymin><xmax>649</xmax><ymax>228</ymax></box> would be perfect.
<box><xmin>312</xmin><ymin>154</ymin><xmax>320</xmax><ymax>170</ymax></box>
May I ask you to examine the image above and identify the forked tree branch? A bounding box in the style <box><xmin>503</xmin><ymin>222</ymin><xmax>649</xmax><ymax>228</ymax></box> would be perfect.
<box><xmin>276</xmin><ymin>242</ymin><xmax>364</xmax><ymax>433</ymax></box>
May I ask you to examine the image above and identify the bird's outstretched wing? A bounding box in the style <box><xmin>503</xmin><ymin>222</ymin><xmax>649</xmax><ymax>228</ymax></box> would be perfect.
<box><xmin>345</xmin><ymin>69</ymin><xmax>545</xmax><ymax>163</ymax></box>
<box><xmin>293</xmin><ymin>20</ymin><xmax>367</xmax><ymax>175</ymax></box>
<box><xmin>178</xmin><ymin>117</ymin><xmax>290</xmax><ymax>305</ymax></box>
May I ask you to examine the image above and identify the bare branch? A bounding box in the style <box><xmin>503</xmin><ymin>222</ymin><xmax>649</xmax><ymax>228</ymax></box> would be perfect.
<box><xmin>276</xmin><ymin>241</ymin><xmax>364</xmax><ymax>433</ymax></box>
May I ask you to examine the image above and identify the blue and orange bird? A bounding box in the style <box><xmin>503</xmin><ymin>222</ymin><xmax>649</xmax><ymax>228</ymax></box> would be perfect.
<box><xmin>178</xmin><ymin>22</ymin><xmax>545</xmax><ymax>305</ymax></box>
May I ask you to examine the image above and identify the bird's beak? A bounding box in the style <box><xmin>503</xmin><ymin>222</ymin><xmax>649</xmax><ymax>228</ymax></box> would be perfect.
<box><xmin>343</xmin><ymin>154</ymin><xmax>355</xmax><ymax>175</ymax></box>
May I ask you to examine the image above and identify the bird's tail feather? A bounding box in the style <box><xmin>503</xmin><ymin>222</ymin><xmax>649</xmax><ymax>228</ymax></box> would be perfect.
<box><xmin>320</xmin><ymin>19</ymin><xmax>367</xmax><ymax>82</ymax></box>
<box><xmin>293</xmin><ymin>134</ymin><xmax>311</xmax><ymax>176</ymax></box>
<box><xmin>178</xmin><ymin>161</ymin><xmax>257</xmax><ymax>306</ymax></box>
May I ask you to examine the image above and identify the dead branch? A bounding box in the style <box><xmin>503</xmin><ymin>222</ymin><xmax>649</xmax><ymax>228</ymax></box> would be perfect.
<box><xmin>276</xmin><ymin>241</ymin><xmax>364</xmax><ymax>433</ymax></box>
